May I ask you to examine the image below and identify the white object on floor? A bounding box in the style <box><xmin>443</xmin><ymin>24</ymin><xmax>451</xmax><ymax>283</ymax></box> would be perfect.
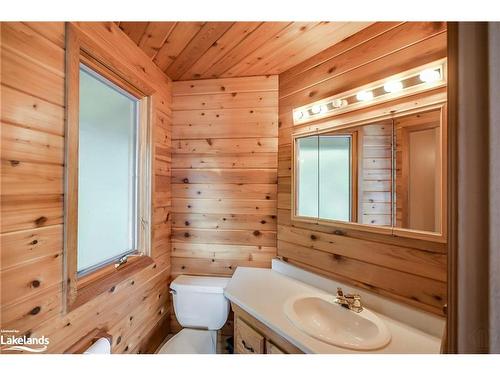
<box><xmin>159</xmin><ymin>275</ymin><xmax>231</xmax><ymax>354</ymax></box>
<box><xmin>158</xmin><ymin>329</ymin><xmax>217</xmax><ymax>354</ymax></box>
<box><xmin>83</xmin><ymin>337</ymin><xmax>111</xmax><ymax>354</ymax></box>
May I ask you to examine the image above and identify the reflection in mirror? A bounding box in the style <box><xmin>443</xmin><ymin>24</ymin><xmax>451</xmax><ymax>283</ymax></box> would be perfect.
<box><xmin>356</xmin><ymin>121</ymin><xmax>393</xmax><ymax>226</ymax></box>
<box><xmin>294</xmin><ymin>108</ymin><xmax>443</xmax><ymax>236</ymax></box>
<box><xmin>394</xmin><ymin>109</ymin><xmax>442</xmax><ymax>233</ymax></box>
<box><xmin>297</xmin><ymin>136</ymin><xmax>319</xmax><ymax>218</ymax></box>
<box><xmin>295</xmin><ymin>120</ymin><xmax>393</xmax><ymax>226</ymax></box>
<box><xmin>318</xmin><ymin>135</ymin><xmax>352</xmax><ymax>221</ymax></box>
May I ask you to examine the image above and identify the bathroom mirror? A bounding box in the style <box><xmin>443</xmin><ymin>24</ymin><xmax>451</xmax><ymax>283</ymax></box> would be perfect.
<box><xmin>293</xmin><ymin>106</ymin><xmax>446</xmax><ymax>241</ymax></box>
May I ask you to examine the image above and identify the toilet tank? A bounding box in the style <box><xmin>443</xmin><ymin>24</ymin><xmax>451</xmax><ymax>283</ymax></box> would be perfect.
<box><xmin>170</xmin><ymin>275</ymin><xmax>231</xmax><ymax>330</ymax></box>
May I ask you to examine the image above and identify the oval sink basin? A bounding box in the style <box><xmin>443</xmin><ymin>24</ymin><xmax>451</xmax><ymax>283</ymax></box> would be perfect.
<box><xmin>284</xmin><ymin>294</ymin><xmax>391</xmax><ymax>350</ymax></box>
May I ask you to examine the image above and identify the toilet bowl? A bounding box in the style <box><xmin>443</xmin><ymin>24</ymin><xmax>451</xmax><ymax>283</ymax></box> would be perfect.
<box><xmin>158</xmin><ymin>275</ymin><xmax>231</xmax><ymax>354</ymax></box>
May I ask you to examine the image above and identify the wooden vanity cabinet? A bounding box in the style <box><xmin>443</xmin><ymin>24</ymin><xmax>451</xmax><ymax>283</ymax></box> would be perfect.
<box><xmin>231</xmin><ymin>303</ymin><xmax>303</xmax><ymax>354</ymax></box>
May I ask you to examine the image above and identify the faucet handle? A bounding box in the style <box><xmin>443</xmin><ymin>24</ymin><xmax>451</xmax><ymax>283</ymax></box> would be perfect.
<box><xmin>352</xmin><ymin>295</ymin><xmax>363</xmax><ymax>312</ymax></box>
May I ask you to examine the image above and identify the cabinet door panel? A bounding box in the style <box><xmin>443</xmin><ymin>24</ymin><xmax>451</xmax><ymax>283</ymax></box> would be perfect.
<box><xmin>266</xmin><ymin>341</ymin><xmax>286</xmax><ymax>354</ymax></box>
<box><xmin>235</xmin><ymin>317</ymin><xmax>265</xmax><ymax>354</ymax></box>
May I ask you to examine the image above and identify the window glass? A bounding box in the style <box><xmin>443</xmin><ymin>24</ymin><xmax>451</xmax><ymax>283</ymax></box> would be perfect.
<box><xmin>296</xmin><ymin>136</ymin><xmax>319</xmax><ymax>218</ymax></box>
<box><xmin>319</xmin><ymin>136</ymin><xmax>351</xmax><ymax>221</ymax></box>
<box><xmin>77</xmin><ymin>65</ymin><xmax>139</xmax><ymax>274</ymax></box>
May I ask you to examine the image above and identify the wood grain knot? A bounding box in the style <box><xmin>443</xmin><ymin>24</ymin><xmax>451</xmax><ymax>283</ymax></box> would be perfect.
<box><xmin>31</xmin><ymin>280</ymin><xmax>41</xmax><ymax>288</ymax></box>
<box><xmin>184</xmin><ymin>221</ymin><xmax>190</xmax><ymax>226</ymax></box>
<box><xmin>253</xmin><ymin>230</ymin><xmax>261</xmax><ymax>236</ymax></box>
<box><xmin>10</xmin><ymin>160</ymin><xmax>20</xmax><ymax>166</ymax></box>
<box><xmin>35</xmin><ymin>216</ymin><xmax>48</xmax><ymax>226</ymax></box>
<box><xmin>182</xmin><ymin>178</ymin><xmax>189</xmax><ymax>183</ymax></box>
<box><xmin>109</xmin><ymin>286</ymin><xmax>116</xmax><ymax>293</ymax></box>
<box><xmin>184</xmin><ymin>232</ymin><xmax>190</xmax><ymax>238</ymax></box>
<box><xmin>260</xmin><ymin>220</ymin><xmax>266</xmax><ymax>224</ymax></box>
<box><xmin>30</xmin><ymin>306</ymin><xmax>41</xmax><ymax>315</ymax></box>
<box><xmin>31</xmin><ymin>239</ymin><xmax>39</xmax><ymax>245</ymax></box>
<box><xmin>310</xmin><ymin>234</ymin><xmax>317</xmax><ymax>240</ymax></box>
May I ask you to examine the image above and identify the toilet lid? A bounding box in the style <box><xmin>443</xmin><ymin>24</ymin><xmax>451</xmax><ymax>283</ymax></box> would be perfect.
<box><xmin>157</xmin><ymin>329</ymin><xmax>217</xmax><ymax>354</ymax></box>
<box><xmin>170</xmin><ymin>275</ymin><xmax>231</xmax><ymax>294</ymax></box>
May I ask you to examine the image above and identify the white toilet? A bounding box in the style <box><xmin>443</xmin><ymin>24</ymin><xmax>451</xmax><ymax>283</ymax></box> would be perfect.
<box><xmin>158</xmin><ymin>275</ymin><xmax>231</xmax><ymax>354</ymax></box>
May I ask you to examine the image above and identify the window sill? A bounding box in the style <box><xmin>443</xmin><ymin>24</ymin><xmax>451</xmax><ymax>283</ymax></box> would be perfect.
<box><xmin>70</xmin><ymin>255</ymin><xmax>154</xmax><ymax>311</ymax></box>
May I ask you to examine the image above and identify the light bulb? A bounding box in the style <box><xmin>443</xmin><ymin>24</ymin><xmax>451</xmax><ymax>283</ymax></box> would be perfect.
<box><xmin>383</xmin><ymin>80</ymin><xmax>403</xmax><ymax>93</ymax></box>
<box><xmin>332</xmin><ymin>99</ymin><xmax>345</xmax><ymax>108</ymax></box>
<box><xmin>419</xmin><ymin>69</ymin><xmax>441</xmax><ymax>83</ymax></box>
<box><xmin>356</xmin><ymin>90</ymin><xmax>373</xmax><ymax>102</ymax></box>
<box><xmin>293</xmin><ymin>111</ymin><xmax>304</xmax><ymax>121</ymax></box>
<box><xmin>311</xmin><ymin>104</ymin><xmax>322</xmax><ymax>114</ymax></box>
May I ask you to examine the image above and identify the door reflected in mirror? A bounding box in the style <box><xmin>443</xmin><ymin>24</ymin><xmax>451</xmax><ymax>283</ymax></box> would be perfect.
<box><xmin>394</xmin><ymin>109</ymin><xmax>442</xmax><ymax>233</ymax></box>
<box><xmin>293</xmin><ymin>107</ymin><xmax>444</xmax><ymax>237</ymax></box>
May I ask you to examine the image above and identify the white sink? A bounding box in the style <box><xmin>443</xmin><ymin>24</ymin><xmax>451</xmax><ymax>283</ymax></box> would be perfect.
<box><xmin>284</xmin><ymin>294</ymin><xmax>391</xmax><ymax>350</ymax></box>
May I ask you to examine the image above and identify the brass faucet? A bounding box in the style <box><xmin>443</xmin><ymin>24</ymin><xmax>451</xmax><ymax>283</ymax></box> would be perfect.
<box><xmin>335</xmin><ymin>287</ymin><xmax>363</xmax><ymax>313</ymax></box>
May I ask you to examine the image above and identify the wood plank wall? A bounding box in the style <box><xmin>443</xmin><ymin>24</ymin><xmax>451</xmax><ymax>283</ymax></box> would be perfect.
<box><xmin>170</xmin><ymin>76</ymin><xmax>279</xmax><ymax>336</ymax></box>
<box><xmin>0</xmin><ymin>22</ymin><xmax>172</xmax><ymax>353</ymax></box>
<box><xmin>277</xmin><ymin>22</ymin><xmax>448</xmax><ymax>315</ymax></box>
<box><xmin>358</xmin><ymin>123</ymin><xmax>393</xmax><ymax>226</ymax></box>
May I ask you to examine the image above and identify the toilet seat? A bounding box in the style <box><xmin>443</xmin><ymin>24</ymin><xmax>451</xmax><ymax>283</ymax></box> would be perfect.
<box><xmin>158</xmin><ymin>328</ymin><xmax>217</xmax><ymax>354</ymax></box>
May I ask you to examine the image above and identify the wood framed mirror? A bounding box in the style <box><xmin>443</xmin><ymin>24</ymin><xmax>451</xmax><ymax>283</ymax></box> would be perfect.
<box><xmin>292</xmin><ymin>92</ymin><xmax>447</xmax><ymax>243</ymax></box>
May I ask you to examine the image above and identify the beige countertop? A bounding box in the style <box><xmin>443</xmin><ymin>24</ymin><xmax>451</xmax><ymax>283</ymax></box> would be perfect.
<box><xmin>224</xmin><ymin>266</ymin><xmax>443</xmax><ymax>354</ymax></box>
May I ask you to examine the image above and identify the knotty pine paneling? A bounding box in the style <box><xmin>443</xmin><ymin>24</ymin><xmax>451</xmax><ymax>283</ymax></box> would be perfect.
<box><xmin>120</xmin><ymin>22</ymin><xmax>373</xmax><ymax>80</ymax></box>
<box><xmin>0</xmin><ymin>22</ymin><xmax>172</xmax><ymax>353</ymax></box>
<box><xmin>277</xmin><ymin>22</ymin><xmax>448</xmax><ymax>315</ymax></box>
<box><xmin>170</xmin><ymin>75</ymin><xmax>278</xmax><ymax>333</ymax></box>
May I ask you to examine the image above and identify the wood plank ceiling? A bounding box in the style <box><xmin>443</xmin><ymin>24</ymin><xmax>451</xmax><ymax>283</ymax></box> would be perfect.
<box><xmin>117</xmin><ymin>22</ymin><xmax>373</xmax><ymax>81</ymax></box>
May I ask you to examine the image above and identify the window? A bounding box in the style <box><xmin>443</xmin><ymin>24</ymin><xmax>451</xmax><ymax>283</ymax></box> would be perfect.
<box><xmin>77</xmin><ymin>65</ymin><xmax>140</xmax><ymax>276</ymax></box>
<box><xmin>318</xmin><ymin>136</ymin><xmax>352</xmax><ymax>221</ymax></box>
<box><xmin>296</xmin><ymin>135</ymin><xmax>353</xmax><ymax>222</ymax></box>
<box><xmin>64</xmin><ymin>24</ymin><xmax>153</xmax><ymax>310</ymax></box>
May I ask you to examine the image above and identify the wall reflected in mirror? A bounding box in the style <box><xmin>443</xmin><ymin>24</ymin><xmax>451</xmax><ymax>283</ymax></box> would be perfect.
<box><xmin>294</xmin><ymin>108</ymin><xmax>443</xmax><ymax>236</ymax></box>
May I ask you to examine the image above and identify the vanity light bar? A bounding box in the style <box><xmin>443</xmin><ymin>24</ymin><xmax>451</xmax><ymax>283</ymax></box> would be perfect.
<box><xmin>292</xmin><ymin>60</ymin><xmax>446</xmax><ymax>125</ymax></box>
